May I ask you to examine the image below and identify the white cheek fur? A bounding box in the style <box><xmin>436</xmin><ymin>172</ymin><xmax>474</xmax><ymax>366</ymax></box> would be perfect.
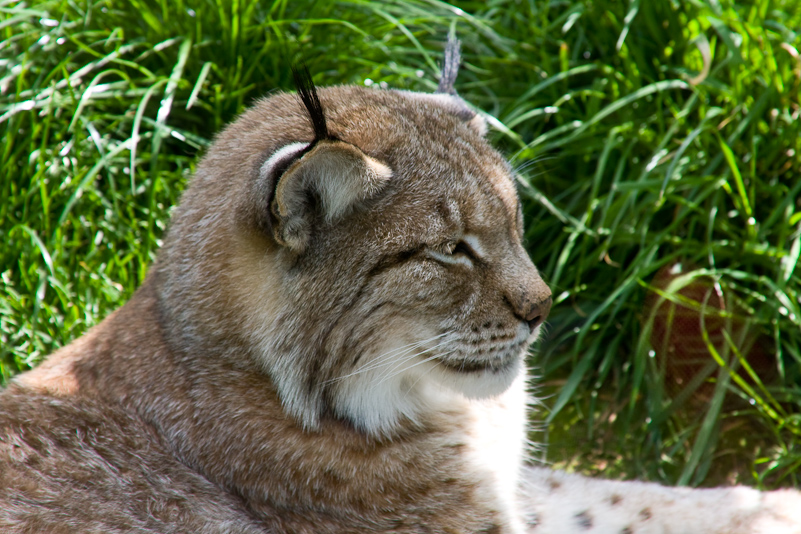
<box><xmin>328</xmin><ymin>325</ymin><xmax>531</xmax><ymax>438</ymax></box>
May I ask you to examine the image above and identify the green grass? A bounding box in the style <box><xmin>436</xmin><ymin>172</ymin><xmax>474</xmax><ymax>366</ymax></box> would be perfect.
<box><xmin>2</xmin><ymin>0</ymin><xmax>800</xmax><ymax>489</ymax></box>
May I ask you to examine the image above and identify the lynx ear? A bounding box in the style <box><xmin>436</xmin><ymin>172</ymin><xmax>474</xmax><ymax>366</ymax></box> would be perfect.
<box><xmin>436</xmin><ymin>34</ymin><xmax>461</xmax><ymax>96</ymax></box>
<box><xmin>270</xmin><ymin>140</ymin><xmax>392</xmax><ymax>251</ymax></box>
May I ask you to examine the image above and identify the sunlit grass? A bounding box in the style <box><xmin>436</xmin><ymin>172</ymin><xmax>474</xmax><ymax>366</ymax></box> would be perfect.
<box><xmin>2</xmin><ymin>0</ymin><xmax>800</xmax><ymax>489</ymax></box>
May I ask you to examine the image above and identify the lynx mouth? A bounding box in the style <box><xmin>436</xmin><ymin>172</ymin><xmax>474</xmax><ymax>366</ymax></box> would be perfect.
<box><xmin>435</xmin><ymin>351</ymin><xmax>519</xmax><ymax>374</ymax></box>
<box><xmin>431</xmin><ymin>329</ymin><xmax>530</xmax><ymax>375</ymax></box>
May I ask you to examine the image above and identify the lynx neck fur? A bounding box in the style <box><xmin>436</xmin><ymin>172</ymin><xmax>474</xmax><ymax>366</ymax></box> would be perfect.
<box><xmin>3</xmin><ymin>76</ymin><xmax>801</xmax><ymax>534</ymax></box>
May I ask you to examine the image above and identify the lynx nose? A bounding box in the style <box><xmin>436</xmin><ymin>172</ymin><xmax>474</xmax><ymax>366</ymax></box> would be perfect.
<box><xmin>504</xmin><ymin>247</ymin><xmax>552</xmax><ymax>334</ymax></box>
<box><xmin>526</xmin><ymin>296</ymin><xmax>552</xmax><ymax>333</ymax></box>
<box><xmin>506</xmin><ymin>279</ymin><xmax>552</xmax><ymax>334</ymax></box>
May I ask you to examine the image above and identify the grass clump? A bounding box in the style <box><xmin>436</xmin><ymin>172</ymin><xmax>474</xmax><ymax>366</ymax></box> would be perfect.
<box><xmin>2</xmin><ymin>0</ymin><xmax>800</xmax><ymax>488</ymax></box>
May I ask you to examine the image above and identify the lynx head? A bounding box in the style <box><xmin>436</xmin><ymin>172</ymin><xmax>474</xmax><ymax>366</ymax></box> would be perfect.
<box><xmin>156</xmin><ymin>67</ymin><xmax>551</xmax><ymax>438</ymax></box>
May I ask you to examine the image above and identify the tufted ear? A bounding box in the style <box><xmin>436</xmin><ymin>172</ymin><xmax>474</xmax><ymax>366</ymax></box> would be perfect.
<box><xmin>432</xmin><ymin>35</ymin><xmax>487</xmax><ymax>136</ymax></box>
<box><xmin>270</xmin><ymin>140</ymin><xmax>392</xmax><ymax>252</ymax></box>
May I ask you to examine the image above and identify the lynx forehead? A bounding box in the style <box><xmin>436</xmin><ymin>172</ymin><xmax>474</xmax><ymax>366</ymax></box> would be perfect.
<box><xmin>158</xmin><ymin>84</ymin><xmax>552</xmax><ymax>438</ymax></box>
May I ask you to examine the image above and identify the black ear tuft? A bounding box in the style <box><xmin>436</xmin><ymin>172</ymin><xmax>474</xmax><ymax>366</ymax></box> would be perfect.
<box><xmin>291</xmin><ymin>65</ymin><xmax>332</xmax><ymax>142</ymax></box>
<box><xmin>436</xmin><ymin>34</ymin><xmax>461</xmax><ymax>95</ymax></box>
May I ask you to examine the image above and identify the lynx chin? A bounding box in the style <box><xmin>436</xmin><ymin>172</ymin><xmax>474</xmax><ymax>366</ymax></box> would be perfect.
<box><xmin>2</xmin><ymin>58</ymin><xmax>800</xmax><ymax>533</ymax></box>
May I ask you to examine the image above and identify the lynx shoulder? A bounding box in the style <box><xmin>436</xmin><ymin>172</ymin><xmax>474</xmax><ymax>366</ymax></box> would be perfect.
<box><xmin>2</xmin><ymin>74</ymin><xmax>800</xmax><ymax>533</ymax></box>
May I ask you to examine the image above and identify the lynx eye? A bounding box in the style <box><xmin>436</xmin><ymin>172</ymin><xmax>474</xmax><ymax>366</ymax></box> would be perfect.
<box><xmin>427</xmin><ymin>239</ymin><xmax>476</xmax><ymax>266</ymax></box>
<box><xmin>438</xmin><ymin>240</ymin><xmax>473</xmax><ymax>257</ymax></box>
<box><xmin>451</xmin><ymin>241</ymin><xmax>474</xmax><ymax>257</ymax></box>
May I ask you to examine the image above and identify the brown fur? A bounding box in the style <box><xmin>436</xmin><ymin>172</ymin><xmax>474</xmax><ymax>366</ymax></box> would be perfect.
<box><xmin>4</xmin><ymin>83</ymin><xmax>801</xmax><ymax>534</ymax></box>
<box><xmin>2</xmin><ymin>86</ymin><xmax>551</xmax><ymax>533</ymax></box>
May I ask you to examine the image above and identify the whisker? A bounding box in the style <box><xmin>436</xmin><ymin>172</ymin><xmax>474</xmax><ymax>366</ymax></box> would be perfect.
<box><xmin>370</xmin><ymin>347</ymin><xmax>456</xmax><ymax>391</ymax></box>
<box><xmin>371</xmin><ymin>336</ymin><xmax>455</xmax><ymax>386</ymax></box>
<box><xmin>366</xmin><ymin>335</ymin><xmax>454</xmax><ymax>384</ymax></box>
<box><xmin>375</xmin><ymin>349</ymin><xmax>455</xmax><ymax>388</ymax></box>
<box><xmin>513</xmin><ymin>155</ymin><xmax>556</xmax><ymax>174</ymax></box>
<box><xmin>324</xmin><ymin>333</ymin><xmax>449</xmax><ymax>385</ymax></box>
<box><xmin>347</xmin><ymin>335</ymin><xmax>446</xmax><ymax>377</ymax></box>
<box><xmin>360</xmin><ymin>344</ymin><xmax>443</xmax><ymax>390</ymax></box>
<box><xmin>401</xmin><ymin>357</ymin><xmax>449</xmax><ymax>399</ymax></box>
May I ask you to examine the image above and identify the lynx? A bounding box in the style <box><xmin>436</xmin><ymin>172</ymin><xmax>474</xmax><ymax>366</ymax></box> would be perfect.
<box><xmin>2</xmin><ymin>52</ymin><xmax>800</xmax><ymax>533</ymax></box>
